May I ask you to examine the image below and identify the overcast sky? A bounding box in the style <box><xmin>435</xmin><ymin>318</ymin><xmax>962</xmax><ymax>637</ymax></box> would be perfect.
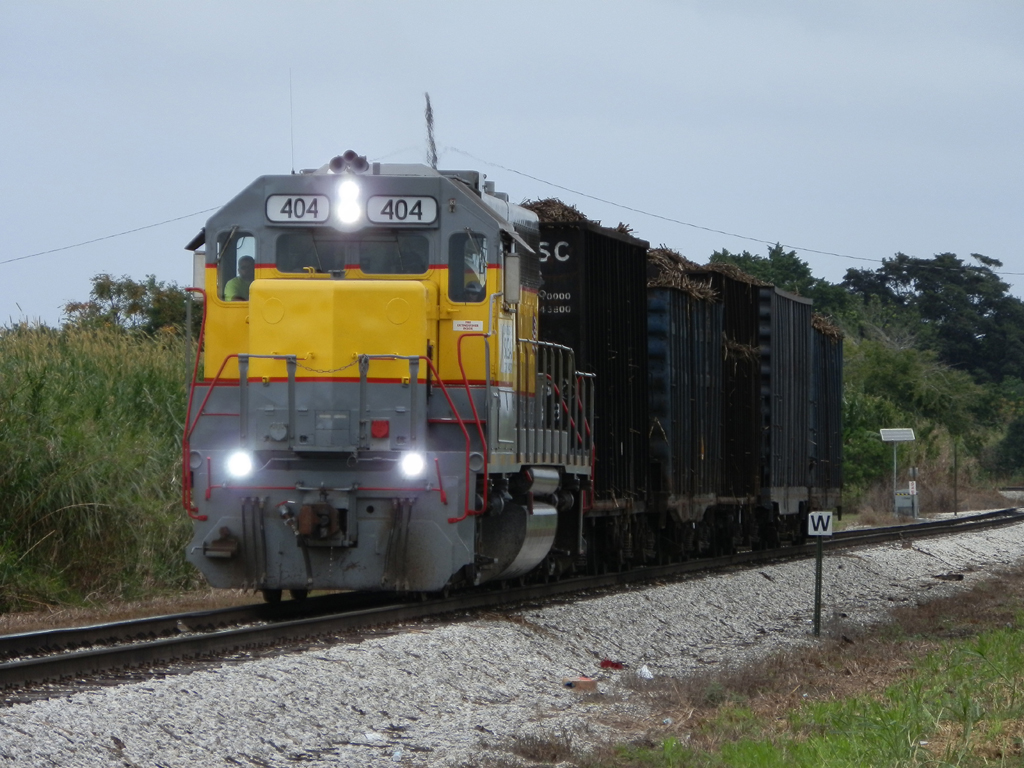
<box><xmin>2</xmin><ymin>1</ymin><xmax>1021</xmax><ymax>327</ymax></box>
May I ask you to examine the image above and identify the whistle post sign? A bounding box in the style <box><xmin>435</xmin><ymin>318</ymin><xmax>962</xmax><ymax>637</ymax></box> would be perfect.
<box><xmin>808</xmin><ymin>510</ymin><xmax>833</xmax><ymax>537</ymax></box>
<box><xmin>808</xmin><ymin>510</ymin><xmax>833</xmax><ymax>636</ymax></box>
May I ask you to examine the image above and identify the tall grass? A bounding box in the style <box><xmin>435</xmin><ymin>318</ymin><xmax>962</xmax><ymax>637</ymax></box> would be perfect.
<box><xmin>0</xmin><ymin>323</ymin><xmax>198</xmax><ymax>611</ymax></box>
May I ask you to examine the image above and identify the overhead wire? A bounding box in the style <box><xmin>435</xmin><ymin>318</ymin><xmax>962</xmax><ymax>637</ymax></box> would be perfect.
<box><xmin>2</xmin><ymin>151</ymin><xmax>1020</xmax><ymax>282</ymax></box>
<box><xmin>442</xmin><ymin>146</ymin><xmax>1024</xmax><ymax>279</ymax></box>
<box><xmin>0</xmin><ymin>208</ymin><xmax>219</xmax><ymax>267</ymax></box>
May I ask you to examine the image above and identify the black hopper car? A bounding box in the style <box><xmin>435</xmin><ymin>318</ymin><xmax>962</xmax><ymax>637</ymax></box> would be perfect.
<box><xmin>528</xmin><ymin>201</ymin><xmax>842</xmax><ymax>568</ymax></box>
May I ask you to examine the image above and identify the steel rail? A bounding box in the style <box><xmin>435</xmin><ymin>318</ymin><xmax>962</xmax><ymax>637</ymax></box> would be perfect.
<box><xmin>0</xmin><ymin>603</ymin><xmax>269</xmax><ymax>662</ymax></box>
<box><xmin>0</xmin><ymin>592</ymin><xmax>400</xmax><ymax>662</ymax></box>
<box><xmin>2</xmin><ymin>508</ymin><xmax>1020</xmax><ymax>692</ymax></box>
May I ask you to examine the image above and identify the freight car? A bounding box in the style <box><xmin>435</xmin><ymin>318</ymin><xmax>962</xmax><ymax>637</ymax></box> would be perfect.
<box><xmin>182</xmin><ymin>152</ymin><xmax>841</xmax><ymax>600</ymax></box>
<box><xmin>643</xmin><ymin>251</ymin><xmax>843</xmax><ymax>553</ymax></box>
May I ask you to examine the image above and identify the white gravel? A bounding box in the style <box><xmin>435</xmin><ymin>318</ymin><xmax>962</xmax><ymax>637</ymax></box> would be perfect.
<box><xmin>2</xmin><ymin>519</ymin><xmax>1023</xmax><ymax>767</ymax></box>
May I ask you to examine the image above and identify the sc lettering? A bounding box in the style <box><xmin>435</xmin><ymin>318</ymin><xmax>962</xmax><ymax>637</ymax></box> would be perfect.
<box><xmin>539</xmin><ymin>241</ymin><xmax>570</xmax><ymax>262</ymax></box>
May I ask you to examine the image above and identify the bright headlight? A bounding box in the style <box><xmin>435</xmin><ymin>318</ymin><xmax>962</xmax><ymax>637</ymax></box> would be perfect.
<box><xmin>226</xmin><ymin>451</ymin><xmax>254</xmax><ymax>478</ymax></box>
<box><xmin>399</xmin><ymin>452</ymin><xmax>426</xmax><ymax>478</ymax></box>
<box><xmin>338</xmin><ymin>178</ymin><xmax>359</xmax><ymax>199</ymax></box>
<box><xmin>337</xmin><ymin>178</ymin><xmax>361</xmax><ymax>224</ymax></box>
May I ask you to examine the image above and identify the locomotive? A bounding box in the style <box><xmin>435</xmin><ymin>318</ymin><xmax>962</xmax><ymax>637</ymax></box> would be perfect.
<box><xmin>182</xmin><ymin>151</ymin><xmax>842</xmax><ymax>601</ymax></box>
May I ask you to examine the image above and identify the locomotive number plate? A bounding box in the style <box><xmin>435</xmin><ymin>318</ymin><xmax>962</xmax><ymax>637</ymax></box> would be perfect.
<box><xmin>266</xmin><ymin>195</ymin><xmax>330</xmax><ymax>223</ymax></box>
<box><xmin>367</xmin><ymin>196</ymin><xmax>438</xmax><ymax>225</ymax></box>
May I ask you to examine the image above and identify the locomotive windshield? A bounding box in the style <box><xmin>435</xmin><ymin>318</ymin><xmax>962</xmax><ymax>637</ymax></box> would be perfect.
<box><xmin>275</xmin><ymin>231</ymin><xmax>430</xmax><ymax>275</ymax></box>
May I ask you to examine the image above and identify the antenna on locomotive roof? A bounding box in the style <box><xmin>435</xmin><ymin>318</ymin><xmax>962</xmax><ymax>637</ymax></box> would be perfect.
<box><xmin>424</xmin><ymin>92</ymin><xmax>438</xmax><ymax>170</ymax></box>
<box><xmin>289</xmin><ymin>69</ymin><xmax>296</xmax><ymax>174</ymax></box>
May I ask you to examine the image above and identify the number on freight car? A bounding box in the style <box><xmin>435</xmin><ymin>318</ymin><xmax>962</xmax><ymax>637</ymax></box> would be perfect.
<box><xmin>266</xmin><ymin>195</ymin><xmax>330</xmax><ymax>223</ymax></box>
<box><xmin>367</xmin><ymin>196</ymin><xmax>438</xmax><ymax>225</ymax></box>
<box><xmin>539</xmin><ymin>289</ymin><xmax>573</xmax><ymax>315</ymax></box>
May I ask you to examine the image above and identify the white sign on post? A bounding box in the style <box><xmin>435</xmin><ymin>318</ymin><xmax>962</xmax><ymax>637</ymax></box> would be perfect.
<box><xmin>807</xmin><ymin>511</ymin><xmax>833</xmax><ymax>537</ymax></box>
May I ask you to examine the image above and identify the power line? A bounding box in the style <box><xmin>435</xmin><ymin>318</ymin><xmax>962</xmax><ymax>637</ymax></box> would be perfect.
<box><xmin>442</xmin><ymin>146</ymin><xmax>1024</xmax><ymax>278</ymax></box>
<box><xmin>4</xmin><ymin>156</ymin><xmax>1020</xmax><ymax>282</ymax></box>
<box><xmin>0</xmin><ymin>208</ymin><xmax>219</xmax><ymax>267</ymax></box>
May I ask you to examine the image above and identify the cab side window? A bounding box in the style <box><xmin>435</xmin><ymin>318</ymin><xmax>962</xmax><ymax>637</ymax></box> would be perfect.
<box><xmin>448</xmin><ymin>231</ymin><xmax>487</xmax><ymax>302</ymax></box>
<box><xmin>217</xmin><ymin>231</ymin><xmax>256</xmax><ymax>301</ymax></box>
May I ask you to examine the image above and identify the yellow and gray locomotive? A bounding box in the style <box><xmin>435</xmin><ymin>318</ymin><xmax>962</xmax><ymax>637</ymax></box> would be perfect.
<box><xmin>184</xmin><ymin>152</ymin><xmax>594</xmax><ymax>599</ymax></box>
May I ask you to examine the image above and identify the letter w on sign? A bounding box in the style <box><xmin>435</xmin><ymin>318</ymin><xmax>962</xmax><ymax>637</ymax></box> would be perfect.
<box><xmin>808</xmin><ymin>511</ymin><xmax>833</xmax><ymax>537</ymax></box>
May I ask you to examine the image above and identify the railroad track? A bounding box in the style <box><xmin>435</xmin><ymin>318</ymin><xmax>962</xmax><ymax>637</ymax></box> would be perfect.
<box><xmin>2</xmin><ymin>507</ymin><xmax>1020</xmax><ymax>695</ymax></box>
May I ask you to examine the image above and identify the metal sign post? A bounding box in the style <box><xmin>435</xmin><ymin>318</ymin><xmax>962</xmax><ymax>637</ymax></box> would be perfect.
<box><xmin>808</xmin><ymin>510</ymin><xmax>833</xmax><ymax>636</ymax></box>
<box><xmin>880</xmin><ymin>429</ymin><xmax>916</xmax><ymax>517</ymax></box>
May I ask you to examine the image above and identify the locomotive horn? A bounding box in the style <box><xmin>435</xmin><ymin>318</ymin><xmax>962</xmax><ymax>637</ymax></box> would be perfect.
<box><xmin>329</xmin><ymin>151</ymin><xmax>369</xmax><ymax>174</ymax></box>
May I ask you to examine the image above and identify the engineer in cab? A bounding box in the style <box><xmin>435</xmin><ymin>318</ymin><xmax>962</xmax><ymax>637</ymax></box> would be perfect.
<box><xmin>224</xmin><ymin>256</ymin><xmax>255</xmax><ymax>301</ymax></box>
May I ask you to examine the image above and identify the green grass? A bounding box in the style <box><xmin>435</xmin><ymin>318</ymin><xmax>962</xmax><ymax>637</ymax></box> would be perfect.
<box><xmin>490</xmin><ymin>572</ymin><xmax>1024</xmax><ymax>768</ymax></box>
<box><xmin>0</xmin><ymin>323</ymin><xmax>199</xmax><ymax>611</ymax></box>
<box><xmin>574</xmin><ymin>627</ymin><xmax>1024</xmax><ymax>767</ymax></box>
<box><xmin>730</xmin><ymin>627</ymin><xmax>1024</xmax><ymax>767</ymax></box>
<box><xmin>573</xmin><ymin>608</ymin><xmax>1024</xmax><ymax>768</ymax></box>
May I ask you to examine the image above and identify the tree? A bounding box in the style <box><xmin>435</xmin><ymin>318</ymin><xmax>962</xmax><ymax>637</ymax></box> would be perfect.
<box><xmin>63</xmin><ymin>274</ymin><xmax>199</xmax><ymax>336</ymax></box>
<box><xmin>846</xmin><ymin>339</ymin><xmax>991</xmax><ymax>437</ymax></box>
<box><xmin>710</xmin><ymin>244</ymin><xmax>853</xmax><ymax>319</ymax></box>
<box><xmin>842</xmin><ymin>337</ymin><xmax>997</xmax><ymax>492</ymax></box>
<box><xmin>991</xmin><ymin>414</ymin><xmax>1024</xmax><ymax>476</ymax></box>
<box><xmin>843</xmin><ymin>253</ymin><xmax>1024</xmax><ymax>383</ymax></box>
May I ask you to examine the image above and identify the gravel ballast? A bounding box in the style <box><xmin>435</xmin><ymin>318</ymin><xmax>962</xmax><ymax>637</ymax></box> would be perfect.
<box><xmin>2</xmin><ymin>521</ymin><xmax>1024</xmax><ymax>767</ymax></box>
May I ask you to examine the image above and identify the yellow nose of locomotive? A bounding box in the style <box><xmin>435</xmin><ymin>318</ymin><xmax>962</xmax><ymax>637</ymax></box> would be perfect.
<box><xmin>246</xmin><ymin>278</ymin><xmax>436</xmax><ymax>383</ymax></box>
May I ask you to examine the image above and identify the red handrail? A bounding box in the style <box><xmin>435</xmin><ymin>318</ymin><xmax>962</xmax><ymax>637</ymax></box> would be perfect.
<box><xmin>187</xmin><ymin>354</ymin><xmax>242</xmax><ymax>439</ymax></box>
<box><xmin>184</xmin><ymin>352</ymin><xmax>254</xmax><ymax>515</ymax></box>
<box><xmin>182</xmin><ymin>288</ymin><xmax>208</xmax><ymax>520</ymax></box>
<box><xmin>456</xmin><ymin>332</ymin><xmax>490</xmax><ymax>516</ymax></box>
<box><xmin>434</xmin><ymin>457</ymin><xmax>448</xmax><ymax>505</ymax></box>
<box><xmin>355</xmin><ymin>353</ymin><xmax>476</xmax><ymax>521</ymax></box>
<box><xmin>414</xmin><ymin>354</ymin><xmax>478</xmax><ymax>523</ymax></box>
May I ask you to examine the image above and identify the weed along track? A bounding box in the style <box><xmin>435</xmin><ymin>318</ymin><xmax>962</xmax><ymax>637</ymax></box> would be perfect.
<box><xmin>1</xmin><ymin>510</ymin><xmax>1019</xmax><ymax>700</ymax></box>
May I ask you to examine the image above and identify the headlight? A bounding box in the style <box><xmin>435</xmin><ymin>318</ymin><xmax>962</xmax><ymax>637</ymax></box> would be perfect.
<box><xmin>337</xmin><ymin>178</ymin><xmax>361</xmax><ymax>224</ymax></box>
<box><xmin>226</xmin><ymin>451</ymin><xmax>254</xmax><ymax>478</ymax></box>
<box><xmin>399</xmin><ymin>452</ymin><xmax>426</xmax><ymax>478</ymax></box>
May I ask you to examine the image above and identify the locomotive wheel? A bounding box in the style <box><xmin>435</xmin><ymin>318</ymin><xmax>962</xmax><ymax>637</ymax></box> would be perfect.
<box><xmin>261</xmin><ymin>588</ymin><xmax>283</xmax><ymax>604</ymax></box>
<box><xmin>289</xmin><ymin>589</ymin><xmax>308</xmax><ymax>602</ymax></box>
